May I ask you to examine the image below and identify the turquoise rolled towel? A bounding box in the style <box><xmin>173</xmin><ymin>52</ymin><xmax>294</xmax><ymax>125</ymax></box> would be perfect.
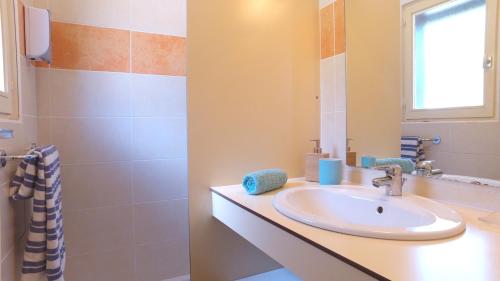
<box><xmin>242</xmin><ymin>169</ymin><xmax>288</xmax><ymax>195</ymax></box>
<box><xmin>375</xmin><ymin>158</ymin><xmax>416</xmax><ymax>174</ymax></box>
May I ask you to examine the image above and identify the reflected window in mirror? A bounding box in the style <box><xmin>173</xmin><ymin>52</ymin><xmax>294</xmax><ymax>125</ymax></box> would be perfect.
<box><xmin>0</xmin><ymin>0</ymin><xmax>19</xmax><ymax>120</ymax></box>
<box><xmin>403</xmin><ymin>0</ymin><xmax>498</xmax><ymax>120</ymax></box>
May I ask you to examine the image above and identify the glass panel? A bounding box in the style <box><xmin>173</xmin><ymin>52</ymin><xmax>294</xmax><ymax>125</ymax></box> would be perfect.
<box><xmin>0</xmin><ymin>7</ymin><xmax>5</xmax><ymax>93</ymax></box>
<box><xmin>414</xmin><ymin>0</ymin><xmax>486</xmax><ymax>109</ymax></box>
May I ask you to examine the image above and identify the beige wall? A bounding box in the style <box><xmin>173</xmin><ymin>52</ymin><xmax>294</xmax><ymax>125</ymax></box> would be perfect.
<box><xmin>345</xmin><ymin>0</ymin><xmax>401</xmax><ymax>163</ymax></box>
<box><xmin>187</xmin><ymin>0</ymin><xmax>320</xmax><ymax>280</ymax></box>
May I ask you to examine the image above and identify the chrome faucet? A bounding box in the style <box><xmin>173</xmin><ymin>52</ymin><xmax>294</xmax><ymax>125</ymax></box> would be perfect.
<box><xmin>372</xmin><ymin>165</ymin><xmax>405</xmax><ymax>196</ymax></box>
<box><xmin>415</xmin><ymin>160</ymin><xmax>443</xmax><ymax>177</ymax></box>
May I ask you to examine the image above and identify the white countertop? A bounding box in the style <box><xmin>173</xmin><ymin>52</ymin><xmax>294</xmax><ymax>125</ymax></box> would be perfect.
<box><xmin>211</xmin><ymin>181</ymin><xmax>500</xmax><ymax>281</ymax></box>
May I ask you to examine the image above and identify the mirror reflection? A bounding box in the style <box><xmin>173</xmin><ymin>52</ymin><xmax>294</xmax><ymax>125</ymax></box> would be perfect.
<box><xmin>345</xmin><ymin>0</ymin><xmax>500</xmax><ymax>185</ymax></box>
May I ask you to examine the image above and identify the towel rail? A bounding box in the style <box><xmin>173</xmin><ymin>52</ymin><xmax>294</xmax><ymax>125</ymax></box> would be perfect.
<box><xmin>0</xmin><ymin>143</ymin><xmax>40</xmax><ymax>168</ymax></box>
<box><xmin>420</xmin><ymin>136</ymin><xmax>441</xmax><ymax>145</ymax></box>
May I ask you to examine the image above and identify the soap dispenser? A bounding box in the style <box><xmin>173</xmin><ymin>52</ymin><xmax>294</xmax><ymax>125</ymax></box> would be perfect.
<box><xmin>346</xmin><ymin>138</ymin><xmax>357</xmax><ymax>167</ymax></box>
<box><xmin>305</xmin><ymin>140</ymin><xmax>330</xmax><ymax>182</ymax></box>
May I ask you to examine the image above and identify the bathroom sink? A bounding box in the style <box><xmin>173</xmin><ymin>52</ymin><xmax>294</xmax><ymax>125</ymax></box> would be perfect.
<box><xmin>272</xmin><ymin>186</ymin><xmax>465</xmax><ymax>240</ymax></box>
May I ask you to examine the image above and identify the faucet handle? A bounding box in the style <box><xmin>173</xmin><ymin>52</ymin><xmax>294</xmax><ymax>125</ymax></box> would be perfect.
<box><xmin>374</xmin><ymin>165</ymin><xmax>402</xmax><ymax>176</ymax></box>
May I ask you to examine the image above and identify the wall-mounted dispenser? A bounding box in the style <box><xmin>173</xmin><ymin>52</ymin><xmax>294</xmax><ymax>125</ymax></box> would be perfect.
<box><xmin>24</xmin><ymin>6</ymin><xmax>51</xmax><ymax>63</ymax></box>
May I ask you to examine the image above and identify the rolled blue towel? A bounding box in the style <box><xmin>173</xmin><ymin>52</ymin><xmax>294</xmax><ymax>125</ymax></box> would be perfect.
<box><xmin>242</xmin><ymin>169</ymin><xmax>288</xmax><ymax>195</ymax></box>
<box><xmin>375</xmin><ymin>158</ymin><xmax>416</xmax><ymax>174</ymax></box>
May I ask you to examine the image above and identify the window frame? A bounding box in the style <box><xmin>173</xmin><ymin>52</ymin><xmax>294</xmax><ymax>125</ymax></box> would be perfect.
<box><xmin>0</xmin><ymin>0</ymin><xmax>19</xmax><ymax>120</ymax></box>
<box><xmin>402</xmin><ymin>0</ymin><xmax>498</xmax><ymax>121</ymax></box>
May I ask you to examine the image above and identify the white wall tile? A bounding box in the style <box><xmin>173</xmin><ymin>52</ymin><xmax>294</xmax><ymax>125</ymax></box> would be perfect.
<box><xmin>42</xmin><ymin>70</ymin><xmax>132</xmax><ymax>117</ymax></box>
<box><xmin>319</xmin><ymin>0</ymin><xmax>334</xmax><ymax>9</ymax></box>
<box><xmin>64</xmin><ymin>248</ymin><xmax>135</xmax><ymax>281</ymax></box>
<box><xmin>334</xmin><ymin>111</ymin><xmax>347</xmax><ymax>160</ymax></box>
<box><xmin>133</xmin><ymin>199</ymin><xmax>188</xmax><ymax>245</ymax></box>
<box><xmin>61</xmin><ymin>162</ymin><xmax>133</xmax><ymax>211</ymax></box>
<box><xmin>135</xmin><ymin>238</ymin><xmax>190</xmax><ymax>281</ymax></box>
<box><xmin>334</xmin><ymin>54</ymin><xmax>346</xmax><ymax>112</ymax></box>
<box><xmin>132</xmin><ymin>158</ymin><xmax>187</xmax><ymax>203</ymax></box>
<box><xmin>48</xmin><ymin>0</ymin><xmax>130</xmax><ymax>30</ymax></box>
<box><xmin>51</xmin><ymin>117</ymin><xmax>133</xmax><ymax>164</ymax></box>
<box><xmin>402</xmin><ymin>122</ymin><xmax>452</xmax><ymax>153</ymax></box>
<box><xmin>35</xmin><ymin>69</ymin><xmax>52</xmax><ymax>117</ymax></box>
<box><xmin>132</xmin><ymin>118</ymin><xmax>187</xmax><ymax>160</ymax></box>
<box><xmin>130</xmin><ymin>0</ymin><xmax>187</xmax><ymax>37</ymax></box>
<box><xmin>63</xmin><ymin>206</ymin><xmax>134</xmax><ymax>256</ymax></box>
<box><xmin>320</xmin><ymin>113</ymin><xmax>335</xmax><ymax>155</ymax></box>
<box><xmin>450</xmin><ymin>122</ymin><xmax>500</xmax><ymax>156</ymax></box>
<box><xmin>19</xmin><ymin>60</ymin><xmax>38</xmax><ymax>116</ymax></box>
<box><xmin>320</xmin><ymin>57</ymin><xmax>335</xmax><ymax>114</ymax></box>
<box><xmin>131</xmin><ymin>74</ymin><xmax>186</xmax><ymax>118</ymax></box>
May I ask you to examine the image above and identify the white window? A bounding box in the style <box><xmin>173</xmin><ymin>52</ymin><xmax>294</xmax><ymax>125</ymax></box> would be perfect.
<box><xmin>0</xmin><ymin>0</ymin><xmax>19</xmax><ymax>119</ymax></box>
<box><xmin>403</xmin><ymin>0</ymin><xmax>498</xmax><ymax>120</ymax></box>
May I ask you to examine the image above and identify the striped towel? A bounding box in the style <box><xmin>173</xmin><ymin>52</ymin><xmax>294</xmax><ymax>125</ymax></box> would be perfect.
<box><xmin>401</xmin><ymin>136</ymin><xmax>426</xmax><ymax>164</ymax></box>
<box><xmin>10</xmin><ymin>145</ymin><xmax>65</xmax><ymax>281</ymax></box>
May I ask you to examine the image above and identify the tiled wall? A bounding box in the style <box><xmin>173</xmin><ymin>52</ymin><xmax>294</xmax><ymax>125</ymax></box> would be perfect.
<box><xmin>402</xmin><ymin>121</ymin><xmax>500</xmax><ymax>180</ymax></box>
<box><xmin>32</xmin><ymin>0</ymin><xmax>189</xmax><ymax>280</ymax></box>
<box><xmin>320</xmin><ymin>0</ymin><xmax>347</xmax><ymax>160</ymax></box>
<box><xmin>1</xmin><ymin>1</ymin><xmax>38</xmax><ymax>280</ymax></box>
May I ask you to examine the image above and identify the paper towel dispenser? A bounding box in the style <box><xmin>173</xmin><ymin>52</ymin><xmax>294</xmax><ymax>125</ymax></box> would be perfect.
<box><xmin>24</xmin><ymin>6</ymin><xmax>51</xmax><ymax>63</ymax></box>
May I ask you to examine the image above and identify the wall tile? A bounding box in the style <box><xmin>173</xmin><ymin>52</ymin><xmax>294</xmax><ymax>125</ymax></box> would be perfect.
<box><xmin>61</xmin><ymin>162</ymin><xmax>133</xmax><ymax>211</ymax></box>
<box><xmin>450</xmin><ymin>122</ymin><xmax>500</xmax><ymax>156</ymax></box>
<box><xmin>63</xmin><ymin>205</ymin><xmax>133</xmax><ymax>256</ymax></box>
<box><xmin>334</xmin><ymin>111</ymin><xmax>347</xmax><ymax>159</ymax></box>
<box><xmin>132</xmin><ymin>118</ymin><xmax>187</xmax><ymax>160</ymax></box>
<box><xmin>131</xmin><ymin>74</ymin><xmax>186</xmax><ymax>118</ymax></box>
<box><xmin>133</xmin><ymin>199</ymin><xmax>188</xmax><ymax>245</ymax></box>
<box><xmin>320</xmin><ymin>4</ymin><xmax>334</xmax><ymax>59</ymax></box>
<box><xmin>48</xmin><ymin>0</ymin><xmax>130</xmax><ymax>30</ymax></box>
<box><xmin>133</xmin><ymin>158</ymin><xmax>187</xmax><ymax>203</ymax></box>
<box><xmin>130</xmin><ymin>0</ymin><xmax>186</xmax><ymax>37</ymax></box>
<box><xmin>50</xmin><ymin>117</ymin><xmax>132</xmax><ymax>164</ymax></box>
<box><xmin>0</xmin><ymin>183</ymin><xmax>25</xmax><ymax>261</ymax></box>
<box><xmin>320</xmin><ymin>113</ymin><xmax>335</xmax><ymax>155</ymax></box>
<box><xmin>35</xmin><ymin>68</ymin><xmax>52</xmax><ymax>117</ymax></box>
<box><xmin>135</xmin><ymin>238</ymin><xmax>190</xmax><ymax>281</ymax></box>
<box><xmin>51</xmin><ymin>22</ymin><xmax>130</xmax><ymax>72</ymax></box>
<box><xmin>334</xmin><ymin>53</ymin><xmax>346</xmax><ymax>112</ymax></box>
<box><xmin>46</xmin><ymin>69</ymin><xmax>132</xmax><ymax>117</ymax></box>
<box><xmin>401</xmin><ymin>122</ymin><xmax>453</xmax><ymax>153</ymax></box>
<box><xmin>20</xmin><ymin>60</ymin><xmax>37</xmax><ymax>116</ymax></box>
<box><xmin>320</xmin><ymin>57</ymin><xmax>335</xmax><ymax>114</ymax></box>
<box><xmin>64</xmin><ymin>248</ymin><xmax>135</xmax><ymax>281</ymax></box>
<box><xmin>319</xmin><ymin>0</ymin><xmax>334</xmax><ymax>9</ymax></box>
<box><xmin>334</xmin><ymin>0</ymin><xmax>345</xmax><ymax>55</ymax></box>
<box><xmin>131</xmin><ymin>32</ymin><xmax>186</xmax><ymax>76</ymax></box>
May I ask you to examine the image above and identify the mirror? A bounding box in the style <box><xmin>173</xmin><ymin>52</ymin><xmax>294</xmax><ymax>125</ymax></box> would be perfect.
<box><xmin>345</xmin><ymin>0</ymin><xmax>500</xmax><ymax>185</ymax></box>
<box><xmin>0</xmin><ymin>0</ymin><xmax>19</xmax><ymax>120</ymax></box>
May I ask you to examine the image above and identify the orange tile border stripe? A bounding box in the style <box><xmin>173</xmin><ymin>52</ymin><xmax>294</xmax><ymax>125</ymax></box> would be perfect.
<box><xmin>131</xmin><ymin>31</ymin><xmax>186</xmax><ymax>76</ymax></box>
<box><xmin>320</xmin><ymin>3</ymin><xmax>335</xmax><ymax>59</ymax></box>
<box><xmin>29</xmin><ymin>21</ymin><xmax>187</xmax><ymax>76</ymax></box>
<box><xmin>334</xmin><ymin>0</ymin><xmax>346</xmax><ymax>55</ymax></box>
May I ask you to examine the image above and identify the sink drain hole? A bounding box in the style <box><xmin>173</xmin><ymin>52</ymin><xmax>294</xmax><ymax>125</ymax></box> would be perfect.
<box><xmin>377</xmin><ymin>206</ymin><xmax>384</xmax><ymax>214</ymax></box>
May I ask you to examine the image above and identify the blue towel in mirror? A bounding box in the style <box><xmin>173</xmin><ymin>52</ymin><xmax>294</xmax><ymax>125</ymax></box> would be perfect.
<box><xmin>375</xmin><ymin>158</ymin><xmax>416</xmax><ymax>174</ymax></box>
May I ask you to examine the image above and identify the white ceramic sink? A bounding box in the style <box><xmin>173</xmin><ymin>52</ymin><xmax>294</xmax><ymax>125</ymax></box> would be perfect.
<box><xmin>273</xmin><ymin>186</ymin><xmax>465</xmax><ymax>240</ymax></box>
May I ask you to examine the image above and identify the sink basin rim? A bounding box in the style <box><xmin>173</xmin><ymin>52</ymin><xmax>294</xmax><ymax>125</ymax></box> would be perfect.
<box><xmin>272</xmin><ymin>185</ymin><xmax>466</xmax><ymax>241</ymax></box>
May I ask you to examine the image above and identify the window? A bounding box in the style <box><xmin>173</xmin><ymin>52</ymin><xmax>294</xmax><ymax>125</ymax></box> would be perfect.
<box><xmin>0</xmin><ymin>0</ymin><xmax>18</xmax><ymax>119</ymax></box>
<box><xmin>403</xmin><ymin>0</ymin><xmax>498</xmax><ymax>120</ymax></box>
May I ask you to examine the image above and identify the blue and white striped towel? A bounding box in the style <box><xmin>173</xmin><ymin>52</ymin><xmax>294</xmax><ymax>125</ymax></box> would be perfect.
<box><xmin>10</xmin><ymin>145</ymin><xmax>65</xmax><ymax>281</ymax></box>
<box><xmin>401</xmin><ymin>136</ymin><xmax>426</xmax><ymax>164</ymax></box>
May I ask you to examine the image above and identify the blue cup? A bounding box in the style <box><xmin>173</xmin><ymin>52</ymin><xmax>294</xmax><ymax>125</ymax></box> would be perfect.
<box><xmin>319</xmin><ymin>158</ymin><xmax>343</xmax><ymax>185</ymax></box>
<box><xmin>361</xmin><ymin>156</ymin><xmax>377</xmax><ymax>169</ymax></box>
